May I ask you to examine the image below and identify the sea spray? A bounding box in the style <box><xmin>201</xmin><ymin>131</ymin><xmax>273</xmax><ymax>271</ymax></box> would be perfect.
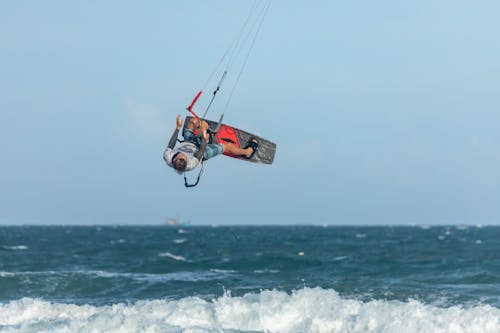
<box><xmin>1</xmin><ymin>288</ymin><xmax>499</xmax><ymax>333</ymax></box>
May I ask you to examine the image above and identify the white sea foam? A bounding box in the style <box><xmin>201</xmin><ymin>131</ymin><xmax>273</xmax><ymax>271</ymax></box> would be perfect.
<box><xmin>0</xmin><ymin>270</ymin><xmax>228</xmax><ymax>282</ymax></box>
<box><xmin>158</xmin><ymin>252</ymin><xmax>187</xmax><ymax>261</ymax></box>
<box><xmin>109</xmin><ymin>239</ymin><xmax>126</xmax><ymax>245</ymax></box>
<box><xmin>419</xmin><ymin>225</ymin><xmax>432</xmax><ymax>230</ymax></box>
<box><xmin>254</xmin><ymin>269</ymin><xmax>280</xmax><ymax>274</ymax></box>
<box><xmin>2</xmin><ymin>245</ymin><xmax>28</xmax><ymax>250</ymax></box>
<box><xmin>210</xmin><ymin>269</ymin><xmax>236</xmax><ymax>274</ymax></box>
<box><xmin>0</xmin><ymin>288</ymin><xmax>498</xmax><ymax>333</ymax></box>
<box><xmin>89</xmin><ymin>270</ymin><xmax>225</xmax><ymax>282</ymax></box>
<box><xmin>173</xmin><ymin>238</ymin><xmax>187</xmax><ymax>244</ymax></box>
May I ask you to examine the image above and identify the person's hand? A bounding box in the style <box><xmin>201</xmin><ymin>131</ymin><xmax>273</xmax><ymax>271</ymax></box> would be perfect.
<box><xmin>176</xmin><ymin>115</ymin><xmax>183</xmax><ymax>129</ymax></box>
<box><xmin>202</xmin><ymin>130</ymin><xmax>209</xmax><ymax>142</ymax></box>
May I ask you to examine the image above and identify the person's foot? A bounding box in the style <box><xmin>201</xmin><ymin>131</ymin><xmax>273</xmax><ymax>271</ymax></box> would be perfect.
<box><xmin>243</xmin><ymin>138</ymin><xmax>258</xmax><ymax>158</ymax></box>
<box><xmin>244</xmin><ymin>147</ymin><xmax>254</xmax><ymax>158</ymax></box>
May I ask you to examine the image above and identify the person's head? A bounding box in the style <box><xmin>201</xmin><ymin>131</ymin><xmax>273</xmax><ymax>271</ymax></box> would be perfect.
<box><xmin>172</xmin><ymin>152</ymin><xmax>188</xmax><ymax>173</ymax></box>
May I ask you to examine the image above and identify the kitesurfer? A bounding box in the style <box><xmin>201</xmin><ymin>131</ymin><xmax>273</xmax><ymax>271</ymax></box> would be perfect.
<box><xmin>164</xmin><ymin>115</ymin><xmax>258</xmax><ymax>173</ymax></box>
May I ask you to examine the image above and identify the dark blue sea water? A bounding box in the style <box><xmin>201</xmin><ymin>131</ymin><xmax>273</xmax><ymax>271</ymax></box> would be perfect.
<box><xmin>1</xmin><ymin>225</ymin><xmax>499</xmax><ymax>332</ymax></box>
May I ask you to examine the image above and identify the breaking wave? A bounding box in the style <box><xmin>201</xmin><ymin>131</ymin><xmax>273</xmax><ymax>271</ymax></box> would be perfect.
<box><xmin>0</xmin><ymin>288</ymin><xmax>498</xmax><ymax>333</ymax></box>
<box><xmin>158</xmin><ymin>252</ymin><xmax>188</xmax><ymax>262</ymax></box>
<box><xmin>0</xmin><ymin>269</ymin><xmax>230</xmax><ymax>282</ymax></box>
<box><xmin>1</xmin><ymin>245</ymin><xmax>28</xmax><ymax>251</ymax></box>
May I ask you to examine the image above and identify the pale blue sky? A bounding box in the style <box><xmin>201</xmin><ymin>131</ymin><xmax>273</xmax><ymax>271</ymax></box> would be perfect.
<box><xmin>1</xmin><ymin>1</ymin><xmax>500</xmax><ymax>225</ymax></box>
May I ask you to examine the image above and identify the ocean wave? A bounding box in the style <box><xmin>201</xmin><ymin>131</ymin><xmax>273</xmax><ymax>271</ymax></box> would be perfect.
<box><xmin>91</xmin><ymin>270</ymin><xmax>228</xmax><ymax>282</ymax></box>
<box><xmin>1</xmin><ymin>245</ymin><xmax>28</xmax><ymax>251</ymax></box>
<box><xmin>210</xmin><ymin>269</ymin><xmax>236</xmax><ymax>274</ymax></box>
<box><xmin>0</xmin><ymin>270</ymin><xmax>230</xmax><ymax>282</ymax></box>
<box><xmin>254</xmin><ymin>269</ymin><xmax>280</xmax><ymax>274</ymax></box>
<box><xmin>0</xmin><ymin>288</ymin><xmax>498</xmax><ymax>333</ymax></box>
<box><xmin>158</xmin><ymin>252</ymin><xmax>188</xmax><ymax>261</ymax></box>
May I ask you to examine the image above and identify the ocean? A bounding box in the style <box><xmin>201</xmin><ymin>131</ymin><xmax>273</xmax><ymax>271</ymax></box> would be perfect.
<box><xmin>0</xmin><ymin>225</ymin><xmax>499</xmax><ymax>333</ymax></box>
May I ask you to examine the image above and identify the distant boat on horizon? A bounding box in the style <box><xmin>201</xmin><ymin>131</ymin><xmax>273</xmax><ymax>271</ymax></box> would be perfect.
<box><xmin>164</xmin><ymin>216</ymin><xmax>191</xmax><ymax>226</ymax></box>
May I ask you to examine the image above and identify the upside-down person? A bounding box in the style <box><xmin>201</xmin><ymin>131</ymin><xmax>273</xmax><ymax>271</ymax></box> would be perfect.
<box><xmin>163</xmin><ymin>115</ymin><xmax>258</xmax><ymax>174</ymax></box>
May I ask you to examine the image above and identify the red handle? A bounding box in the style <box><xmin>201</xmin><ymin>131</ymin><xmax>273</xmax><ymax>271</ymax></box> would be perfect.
<box><xmin>187</xmin><ymin>90</ymin><xmax>202</xmax><ymax>119</ymax></box>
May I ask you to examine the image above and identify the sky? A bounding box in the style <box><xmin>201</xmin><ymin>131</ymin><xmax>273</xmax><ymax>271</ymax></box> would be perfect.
<box><xmin>1</xmin><ymin>1</ymin><xmax>500</xmax><ymax>225</ymax></box>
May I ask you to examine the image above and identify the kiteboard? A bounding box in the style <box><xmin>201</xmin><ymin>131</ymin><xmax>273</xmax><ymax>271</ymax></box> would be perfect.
<box><xmin>183</xmin><ymin>116</ymin><xmax>276</xmax><ymax>165</ymax></box>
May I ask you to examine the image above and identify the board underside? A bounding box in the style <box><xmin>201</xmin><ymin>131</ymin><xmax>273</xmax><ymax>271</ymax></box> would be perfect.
<box><xmin>184</xmin><ymin>116</ymin><xmax>276</xmax><ymax>164</ymax></box>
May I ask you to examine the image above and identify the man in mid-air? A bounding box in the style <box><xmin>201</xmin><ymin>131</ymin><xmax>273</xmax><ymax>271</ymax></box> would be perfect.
<box><xmin>163</xmin><ymin>115</ymin><xmax>258</xmax><ymax>174</ymax></box>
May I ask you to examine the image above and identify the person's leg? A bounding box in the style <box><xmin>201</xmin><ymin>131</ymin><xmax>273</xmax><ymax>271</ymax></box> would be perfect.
<box><xmin>186</xmin><ymin>118</ymin><xmax>210</xmax><ymax>142</ymax></box>
<box><xmin>222</xmin><ymin>142</ymin><xmax>253</xmax><ymax>158</ymax></box>
<box><xmin>186</xmin><ymin>117</ymin><xmax>209</xmax><ymax>132</ymax></box>
<box><xmin>203</xmin><ymin>144</ymin><xmax>224</xmax><ymax>160</ymax></box>
<box><xmin>184</xmin><ymin>118</ymin><xmax>210</xmax><ymax>144</ymax></box>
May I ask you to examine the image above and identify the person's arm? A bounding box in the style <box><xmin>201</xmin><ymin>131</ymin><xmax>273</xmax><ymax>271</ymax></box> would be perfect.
<box><xmin>194</xmin><ymin>133</ymin><xmax>207</xmax><ymax>161</ymax></box>
<box><xmin>167</xmin><ymin>115</ymin><xmax>183</xmax><ymax>149</ymax></box>
<box><xmin>167</xmin><ymin>129</ymin><xmax>179</xmax><ymax>149</ymax></box>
